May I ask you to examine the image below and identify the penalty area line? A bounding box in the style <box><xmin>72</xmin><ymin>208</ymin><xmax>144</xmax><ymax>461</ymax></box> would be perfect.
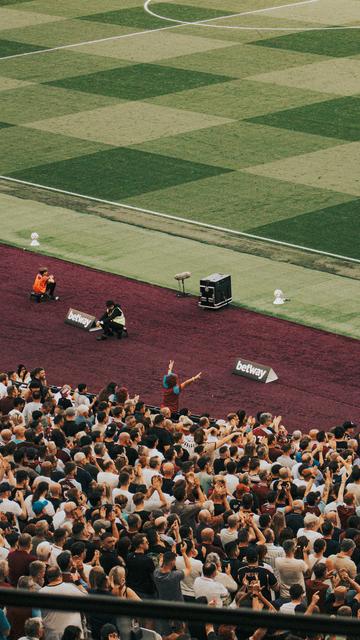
<box><xmin>0</xmin><ymin>174</ymin><xmax>359</xmax><ymax>265</ymax></box>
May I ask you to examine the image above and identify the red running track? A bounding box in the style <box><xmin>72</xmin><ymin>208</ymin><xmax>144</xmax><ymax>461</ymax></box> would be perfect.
<box><xmin>0</xmin><ymin>244</ymin><xmax>359</xmax><ymax>430</ymax></box>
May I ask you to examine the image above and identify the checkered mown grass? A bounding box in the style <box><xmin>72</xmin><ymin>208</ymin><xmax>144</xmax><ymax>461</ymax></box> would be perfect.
<box><xmin>0</xmin><ymin>0</ymin><xmax>359</xmax><ymax>258</ymax></box>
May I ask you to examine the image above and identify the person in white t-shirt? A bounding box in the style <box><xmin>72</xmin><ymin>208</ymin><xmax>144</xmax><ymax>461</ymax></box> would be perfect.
<box><xmin>112</xmin><ymin>470</ymin><xmax>134</xmax><ymax>512</ymax></box>
<box><xmin>176</xmin><ymin>539</ymin><xmax>203</xmax><ymax>599</ymax></box>
<box><xmin>0</xmin><ymin>482</ymin><xmax>26</xmax><ymax>523</ymax></box>
<box><xmin>141</xmin><ymin>457</ymin><xmax>162</xmax><ymax>489</ymax></box>
<box><xmin>97</xmin><ymin>460</ymin><xmax>119</xmax><ymax>489</ymax></box>
<box><xmin>206</xmin><ymin>552</ymin><xmax>237</xmax><ymax>594</ymax></box>
<box><xmin>297</xmin><ymin>513</ymin><xmax>323</xmax><ymax>550</ymax></box>
<box><xmin>0</xmin><ymin>374</ymin><xmax>9</xmax><ymax>400</ymax></box>
<box><xmin>275</xmin><ymin>538</ymin><xmax>310</xmax><ymax>598</ymax></box>
<box><xmin>220</xmin><ymin>514</ymin><xmax>239</xmax><ymax>548</ymax></box>
<box><xmin>40</xmin><ymin>565</ymin><xmax>85</xmax><ymax>640</ymax></box>
<box><xmin>279</xmin><ymin>583</ymin><xmax>306</xmax><ymax>614</ymax></box>
<box><xmin>194</xmin><ymin>562</ymin><xmax>228</xmax><ymax>606</ymax></box>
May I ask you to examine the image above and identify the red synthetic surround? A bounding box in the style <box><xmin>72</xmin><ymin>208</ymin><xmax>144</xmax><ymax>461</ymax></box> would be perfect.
<box><xmin>0</xmin><ymin>244</ymin><xmax>359</xmax><ymax>430</ymax></box>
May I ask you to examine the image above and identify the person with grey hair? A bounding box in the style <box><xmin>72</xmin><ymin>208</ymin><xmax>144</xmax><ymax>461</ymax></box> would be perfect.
<box><xmin>206</xmin><ymin>552</ymin><xmax>237</xmax><ymax>594</ymax></box>
<box><xmin>18</xmin><ymin>617</ymin><xmax>44</xmax><ymax>640</ymax></box>
<box><xmin>36</xmin><ymin>541</ymin><xmax>52</xmax><ymax>565</ymax></box>
<box><xmin>219</xmin><ymin>514</ymin><xmax>239</xmax><ymax>547</ymax></box>
<box><xmin>29</xmin><ymin>561</ymin><xmax>46</xmax><ymax>590</ymax></box>
<box><xmin>296</xmin><ymin>513</ymin><xmax>323</xmax><ymax>550</ymax></box>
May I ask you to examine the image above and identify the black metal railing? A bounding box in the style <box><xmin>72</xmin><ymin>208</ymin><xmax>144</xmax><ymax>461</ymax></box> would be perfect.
<box><xmin>1</xmin><ymin>588</ymin><xmax>360</xmax><ymax>637</ymax></box>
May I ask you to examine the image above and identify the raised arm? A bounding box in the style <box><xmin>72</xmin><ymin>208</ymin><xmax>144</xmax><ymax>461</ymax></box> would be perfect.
<box><xmin>337</xmin><ymin>471</ymin><xmax>348</xmax><ymax>503</ymax></box>
<box><xmin>181</xmin><ymin>372</ymin><xmax>202</xmax><ymax>390</ymax></box>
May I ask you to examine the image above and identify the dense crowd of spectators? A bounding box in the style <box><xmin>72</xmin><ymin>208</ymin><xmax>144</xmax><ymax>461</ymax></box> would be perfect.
<box><xmin>0</xmin><ymin>364</ymin><xmax>359</xmax><ymax>640</ymax></box>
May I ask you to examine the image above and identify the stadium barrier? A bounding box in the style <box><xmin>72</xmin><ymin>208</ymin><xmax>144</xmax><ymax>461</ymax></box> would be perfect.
<box><xmin>1</xmin><ymin>588</ymin><xmax>360</xmax><ymax>637</ymax></box>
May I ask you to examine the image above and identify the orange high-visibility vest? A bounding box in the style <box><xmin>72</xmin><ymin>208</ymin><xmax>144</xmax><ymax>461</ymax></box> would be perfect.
<box><xmin>33</xmin><ymin>274</ymin><xmax>48</xmax><ymax>294</ymax></box>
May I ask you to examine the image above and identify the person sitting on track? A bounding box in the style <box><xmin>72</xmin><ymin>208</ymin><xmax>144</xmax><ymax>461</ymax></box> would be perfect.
<box><xmin>96</xmin><ymin>300</ymin><xmax>127</xmax><ymax>341</ymax></box>
<box><xmin>32</xmin><ymin>267</ymin><xmax>59</xmax><ymax>302</ymax></box>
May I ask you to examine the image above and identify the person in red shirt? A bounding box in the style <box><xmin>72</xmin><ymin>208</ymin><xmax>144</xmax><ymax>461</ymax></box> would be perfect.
<box><xmin>7</xmin><ymin>533</ymin><xmax>36</xmax><ymax>586</ymax></box>
<box><xmin>32</xmin><ymin>267</ymin><xmax>59</xmax><ymax>301</ymax></box>
<box><xmin>161</xmin><ymin>360</ymin><xmax>201</xmax><ymax>415</ymax></box>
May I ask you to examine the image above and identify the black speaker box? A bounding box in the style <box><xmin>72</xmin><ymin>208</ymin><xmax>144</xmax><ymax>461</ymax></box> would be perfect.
<box><xmin>199</xmin><ymin>273</ymin><xmax>232</xmax><ymax>309</ymax></box>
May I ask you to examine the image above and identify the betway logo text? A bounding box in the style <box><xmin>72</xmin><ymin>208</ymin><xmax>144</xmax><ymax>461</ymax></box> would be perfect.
<box><xmin>68</xmin><ymin>310</ymin><xmax>92</xmax><ymax>328</ymax></box>
<box><xmin>65</xmin><ymin>306</ymin><xmax>97</xmax><ymax>330</ymax></box>
<box><xmin>235</xmin><ymin>360</ymin><xmax>267</xmax><ymax>380</ymax></box>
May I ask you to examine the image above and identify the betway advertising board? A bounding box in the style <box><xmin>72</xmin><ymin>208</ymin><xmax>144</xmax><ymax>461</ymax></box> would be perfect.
<box><xmin>65</xmin><ymin>308</ymin><xmax>96</xmax><ymax>331</ymax></box>
<box><xmin>233</xmin><ymin>358</ymin><xmax>278</xmax><ymax>384</ymax></box>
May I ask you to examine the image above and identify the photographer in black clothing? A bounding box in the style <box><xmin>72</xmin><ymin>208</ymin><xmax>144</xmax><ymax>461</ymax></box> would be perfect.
<box><xmin>96</xmin><ymin>300</ymin><xmax>127</xmax><ymax>341</ymax></box>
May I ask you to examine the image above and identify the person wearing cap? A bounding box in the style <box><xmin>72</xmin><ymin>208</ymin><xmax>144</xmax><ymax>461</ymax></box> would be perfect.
<box><xmin>96</xmin><ymin>300</ymin><xmax>126</xmax><ymax>341</ymax></box>
<box><xmin>32</xmin><ymin>266</ymin><xmax>59</xmax><ymax>301</ymax></box>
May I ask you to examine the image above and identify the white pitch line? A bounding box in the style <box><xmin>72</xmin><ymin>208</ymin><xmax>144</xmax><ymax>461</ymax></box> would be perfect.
<box><xmin>1</xmin><ymin>0</ymin><xmax>358</xmax><ymax>63</ymax></box>
<box><xmin>0</xmin><ymin>22</ymin><xmax>185</xmax><ymax>62</ymax></box>
<box><xmin>145</xmin><ymin>0</ymin><xmax>320</xmax><ymax>25</ymax></box>
<box><xmin>1</xmin><ymin>175</ymin><xmax>359</xmax><ymax>265</ymax></box>
<box><xmin>145</xmin><ymin>0</ymin><xmax>360</xmax><ymax>31</ymax></box>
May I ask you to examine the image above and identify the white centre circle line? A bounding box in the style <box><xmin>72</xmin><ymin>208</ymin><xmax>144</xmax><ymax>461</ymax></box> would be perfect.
<box><xmin>144</xmin><ymin>0</ymin><xmax>360</xmax><ymax>31</ymax></box>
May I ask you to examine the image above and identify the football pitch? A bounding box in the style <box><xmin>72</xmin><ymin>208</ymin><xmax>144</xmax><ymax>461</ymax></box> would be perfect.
<box><xmin>0</xmin><ymin>0</ymin><xmax>359</xmax><ymax>260</ymax></box>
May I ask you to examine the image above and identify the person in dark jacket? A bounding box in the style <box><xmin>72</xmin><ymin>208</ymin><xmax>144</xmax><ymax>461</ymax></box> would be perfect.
<box><xmin>96</xmin><ymin>301</ymin><xmax>127</xmax><ymax>341</ymax></box>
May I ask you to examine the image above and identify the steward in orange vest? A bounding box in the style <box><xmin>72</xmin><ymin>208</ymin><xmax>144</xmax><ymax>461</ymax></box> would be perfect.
<box><xmin>32</xmin><ymin>267</ymin><xmax>59</xmax><ymax>300</ymax></box>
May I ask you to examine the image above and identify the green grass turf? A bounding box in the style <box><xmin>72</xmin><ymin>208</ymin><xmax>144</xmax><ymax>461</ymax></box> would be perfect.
<box><xmin>247</xmin><ymin>200</ymin><xmax>360</xmax><ymax>260</ymax></box>
<box><xmin>0</xmin><ymin>84</ymin><xmax>120</xmax><ymax>123</ymax></box>
<box><xmin>246</xmin><ymin>97</ymin><xmax>360</xmax><ymax>141</ymax></box>
<box><xmin>78</xmin><ymin>6</ymin><xmax>167</xmax><ymax>29</ymax></box>
<box><xmin>79</xmin><ymin>4</ymin><xmax>234</xmax><ymax>28</ymax></box>
<box><xmin>0</xmin><ymin>38</ymin><xmax>46</xmax><ymax>56</ymax></box>
<box><xmin>0</xmin><ymin>127</ymin><xmax>110</xmax><ymax>173</ymax></box>
<box><xmin>0</xmin><ymin>0</ymin><xmax>359</xmax><ymax>262</ymax></box>
<box><xmin>253</xmin><ymin>30</ymin><xmax>360</xmax><ymax>58</ymax></box>
<box><xmin>0</xmin><ymin>50</ymin><xmax>128</xmax><ymax>81</ymax></box>
<box><xmin>46</xmin><ymin>64</ymin><xmax>234</xmax><ymax>100</ymax></box>
<box><xmin>9</xmin><ymin>147</ymin><xmax>233</xmax><ymax>199</ymax></box>
<box><xmin>0</xmin><ymin>0</ymin><xmax>34</xmax><ymax>5</ymax></box>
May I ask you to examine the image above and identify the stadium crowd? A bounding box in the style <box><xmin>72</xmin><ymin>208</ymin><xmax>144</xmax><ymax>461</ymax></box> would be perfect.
<box><xmin>0</xmin><ymin>363</ymin><xmax>359</xmax><ymax>640</ymax></box>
